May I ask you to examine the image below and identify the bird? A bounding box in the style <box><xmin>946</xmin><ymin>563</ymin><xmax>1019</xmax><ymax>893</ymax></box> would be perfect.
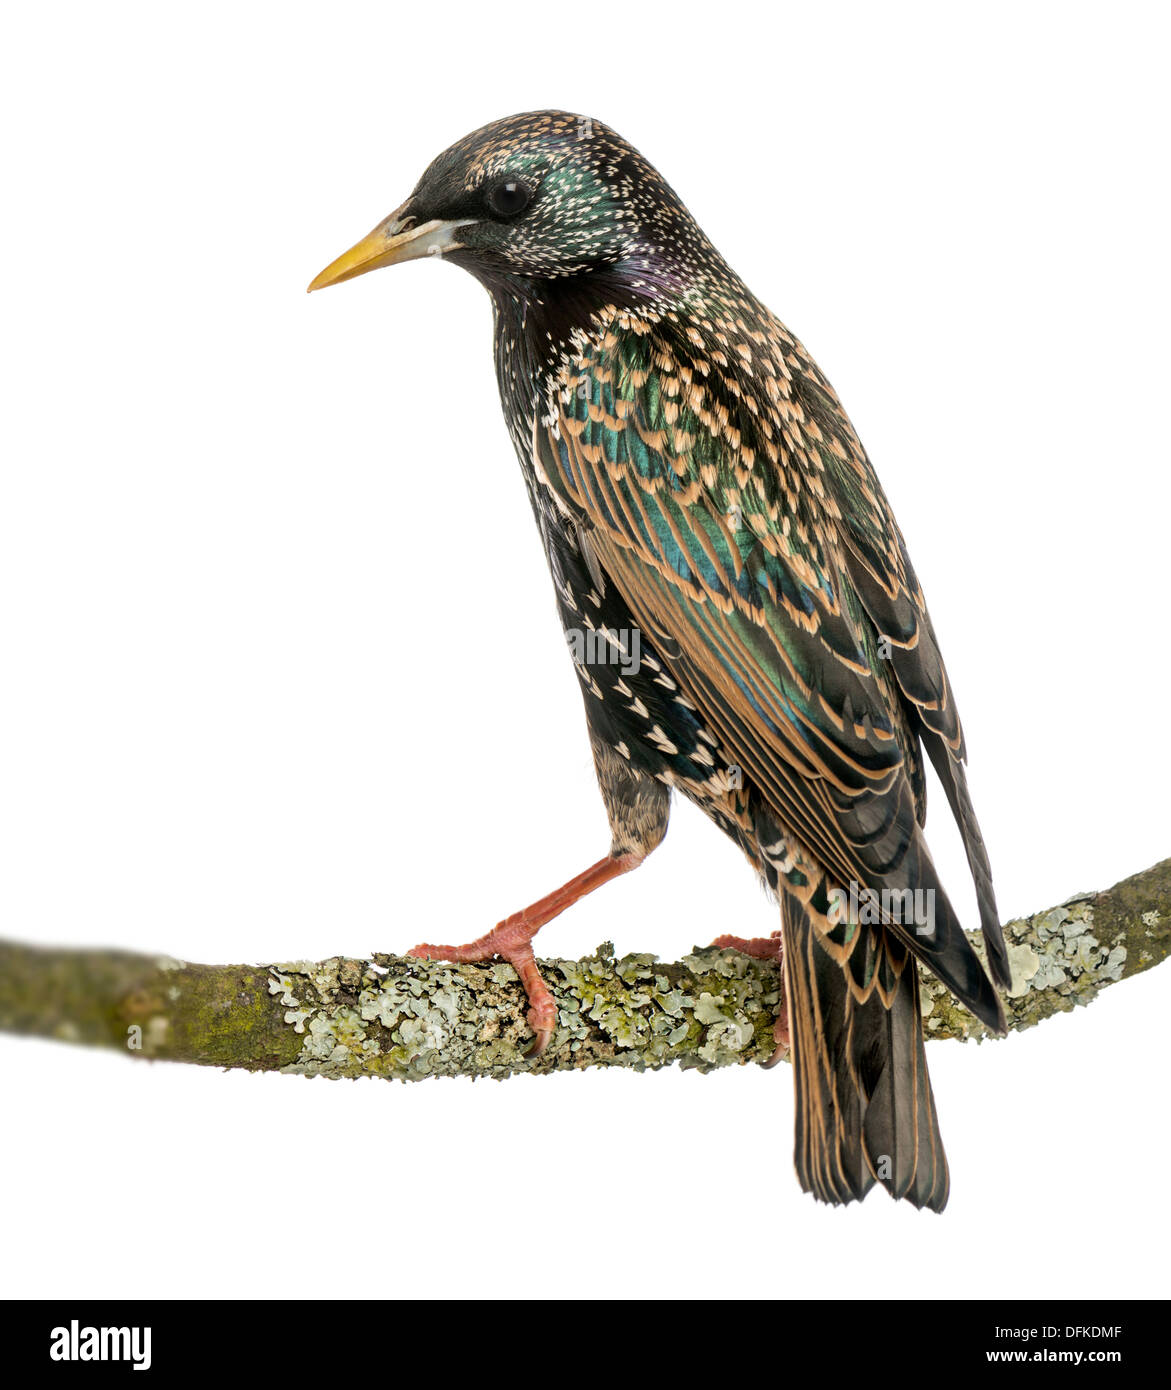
<box><xmin>308</xmin><ymin>111</ymin><xmax>1011</xmax><ymax>1211</ymax></box>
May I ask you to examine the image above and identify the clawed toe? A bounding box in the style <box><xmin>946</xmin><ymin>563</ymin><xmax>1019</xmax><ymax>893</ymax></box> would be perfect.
<box><xmin>763</xmin><ymin>1013</ymin><xmax>791</xmax><ymax>1068</ymax></box>
<box><xmin>520</xmin><ymin>973</ymin><xmax>558</xmax><ymax>1058</ymax></box>
<box><xmin>710</xmin><ymin>931</ymin><xmax>783</xmax><ymax>960</ymax></box>
<box><xmin>406</xmin><ymin>931</ymin><xmax>558</xmax><ymax>1057</ymax></box>
<box><xmin>711</xmin><ymin>931</ymin><xmax>788</xmax><ymax>1066</ymax></box>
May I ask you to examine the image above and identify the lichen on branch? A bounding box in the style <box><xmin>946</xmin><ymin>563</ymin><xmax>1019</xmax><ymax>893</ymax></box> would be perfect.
<box><xmin>1</xmin><ymin>858</ymin><xmax>1167</xmax><ymax>1081</ymax></box>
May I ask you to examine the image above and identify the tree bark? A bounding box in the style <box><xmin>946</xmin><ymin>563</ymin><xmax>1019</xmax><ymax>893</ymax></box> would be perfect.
<box><xmin>1</xmin><ymin>858</ymin><xmax>1167</xmax><ymax>1081</ymax></box>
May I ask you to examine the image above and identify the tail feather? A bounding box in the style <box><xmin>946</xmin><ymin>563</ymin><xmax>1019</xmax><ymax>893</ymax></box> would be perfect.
<box><xmin>878</xmin><ymin>824</ymin><xmax>1007</xmax><ymax>1035</ymax></box>
<box><xmin>922</xmin><ymin>733</ymin><xmax>1012</xmax><ymax>990</ymax></box>
<box><xmin>784</xmin><ymin>894</ymin><xmax>950</xmax><ymax>1212</ymax></box>
<box><xmin>845</xmin><ymin>549</ymin><xmax>1012</xmax><ymax>993</ymax></box>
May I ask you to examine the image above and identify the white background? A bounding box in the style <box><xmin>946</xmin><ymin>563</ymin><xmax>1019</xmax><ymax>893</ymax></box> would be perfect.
<box><xmin>2</xmin><ymin>1</ymin><xmax>1168</xmax><ymax>1301</ymax></box>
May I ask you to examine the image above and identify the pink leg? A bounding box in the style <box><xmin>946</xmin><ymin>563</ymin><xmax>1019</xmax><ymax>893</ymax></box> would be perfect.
<box><xmin>412</xmin><ymin>854</ymin><xmax>640</xmax><ymax>1057</ymax></box>
<box><xmin>711</xmin><ymin>930</ymin><xmax>790</xmax><ymax>1063</ymax></box>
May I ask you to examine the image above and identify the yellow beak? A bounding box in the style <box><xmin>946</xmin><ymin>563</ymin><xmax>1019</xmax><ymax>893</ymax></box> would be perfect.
<box><xmin>307</xmin><ymin>204</ymin><xmax>476</xmax><ymax>293</ymax></box>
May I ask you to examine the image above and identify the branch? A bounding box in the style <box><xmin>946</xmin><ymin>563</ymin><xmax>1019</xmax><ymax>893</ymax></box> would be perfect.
<box><xmin>1</xmin><ymin>859</ymin><xmax>1167</xmax><ymax>1080</ymax></box>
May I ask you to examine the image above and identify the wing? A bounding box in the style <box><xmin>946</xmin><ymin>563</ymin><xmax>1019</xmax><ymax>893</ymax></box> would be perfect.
<box><xmin>795</xmin><ymin>371</ymin><xmax>1009</xmax><ymax>988</ymax></box>
<box><xmin>535</xmin><ymin>317</ymin><xmax>1007</xmax><ymax>1021</ymax></box>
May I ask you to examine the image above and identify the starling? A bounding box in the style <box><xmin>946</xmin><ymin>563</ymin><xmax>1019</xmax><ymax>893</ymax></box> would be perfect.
<box><xmin>309</xmin><ymin>111</ymin><xmax>1010</xmax><ymax>1211</ymax></box>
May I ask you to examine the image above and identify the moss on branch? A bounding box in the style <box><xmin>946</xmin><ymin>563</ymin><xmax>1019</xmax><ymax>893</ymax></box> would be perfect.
<box><xmin>1</xmin><ymin>858</ymin><xmax>1167</xmax><ymax>1081</ymax></box>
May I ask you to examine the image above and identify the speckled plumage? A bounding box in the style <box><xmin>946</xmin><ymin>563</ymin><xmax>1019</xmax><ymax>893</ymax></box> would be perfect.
<box><xmin>311</xmin><ymin>110</ymin><xmax>1010</xmax><ymax>1212</ymax></box>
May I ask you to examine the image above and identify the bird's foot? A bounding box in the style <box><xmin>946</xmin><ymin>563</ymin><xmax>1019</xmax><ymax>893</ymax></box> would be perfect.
<box><xmin>410</xmin><ymin>853</ymin><xmax>640</xmax><ymax>1059</ymax></box>
<box><xmin>711</xmin><ymin>931</ymin><xmax>790</xmax><ymax>1065</ymax></box>
<box><xmin>711</xmin><ymin>931</ymin><xmax>782</xmax><ymax>960</ymax></box>
<box><xmin>411</xmin><ymin>921</ymin><xmax>558</xmax><ymax>1058</ymax></box>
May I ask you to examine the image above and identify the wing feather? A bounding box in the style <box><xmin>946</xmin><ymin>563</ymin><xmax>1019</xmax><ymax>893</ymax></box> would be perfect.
<box><xmin>536</xmin><ymin>327</ymin><xmax>1006</xmax><ymax>1022</ymax></box>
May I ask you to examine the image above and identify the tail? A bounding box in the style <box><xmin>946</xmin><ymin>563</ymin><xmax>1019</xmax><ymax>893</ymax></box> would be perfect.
<box><xmin>783</xmin><ymin>893</ymin><xmax>950</xmax><ymax>1211</ymax></box>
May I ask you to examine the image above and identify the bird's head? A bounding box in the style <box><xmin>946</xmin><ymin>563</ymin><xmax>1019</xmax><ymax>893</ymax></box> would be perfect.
<box><xmin>308</xmin><ymin>111</ymin><xmax>709</xmax><ymax>304</ymax></box>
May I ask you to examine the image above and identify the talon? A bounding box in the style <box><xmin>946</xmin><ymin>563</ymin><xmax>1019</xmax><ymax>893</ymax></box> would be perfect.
<box><xmin>710</xmin><ymin>931</ymin><xmax>782</xmax><ymax>960</ymax></box>
<box><xmin>397</xmin><ymin>856</ymin><xmax>639</xmax><ymax>1064</ymax></box>
<box><xmin>711</xmin><ymin>933</ymin><xmax>746</xmax><ymax>951</ymax></box>
<box><xmin>406</xmin><ymin>928</ymin><xmax>560</xmax><ymax>1057</ymax></box>
<box><xmin>764</xmin><ymin>1000</ymin><xmax>791</xmax><ymax>1066</ymax></box>
<box><xmin>523</xmin><ymin>996</ymin><xmax>557</xmax><ymax>1059</ymax></box>
<box><xmin>710</xmin><ymin>930</ymin><xmax>788</xmax><ymax>1065</ymax></box>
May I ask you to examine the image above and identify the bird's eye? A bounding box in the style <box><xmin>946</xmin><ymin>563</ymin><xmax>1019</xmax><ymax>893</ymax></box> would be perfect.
<box><xmin>485</xmin><ymin>179</ymin><xmax>532</xmax><ymax>218</ymax></box>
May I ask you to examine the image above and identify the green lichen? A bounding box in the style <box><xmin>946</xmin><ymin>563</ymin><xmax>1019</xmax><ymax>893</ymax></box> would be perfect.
<box><xmin>1</xmin><ymin>856</ymin><xmax>1166</xmax><ymax>1081</ymax></box>
<box><xmin>922</xmin><ymin>896</ymin><xmax>1137</xmax><ymax>1042</ymax></box>
<box><xmin>260</xmin><ymin>941</ymin><xmax>780</xmax><ymax>1082</ymax></box>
